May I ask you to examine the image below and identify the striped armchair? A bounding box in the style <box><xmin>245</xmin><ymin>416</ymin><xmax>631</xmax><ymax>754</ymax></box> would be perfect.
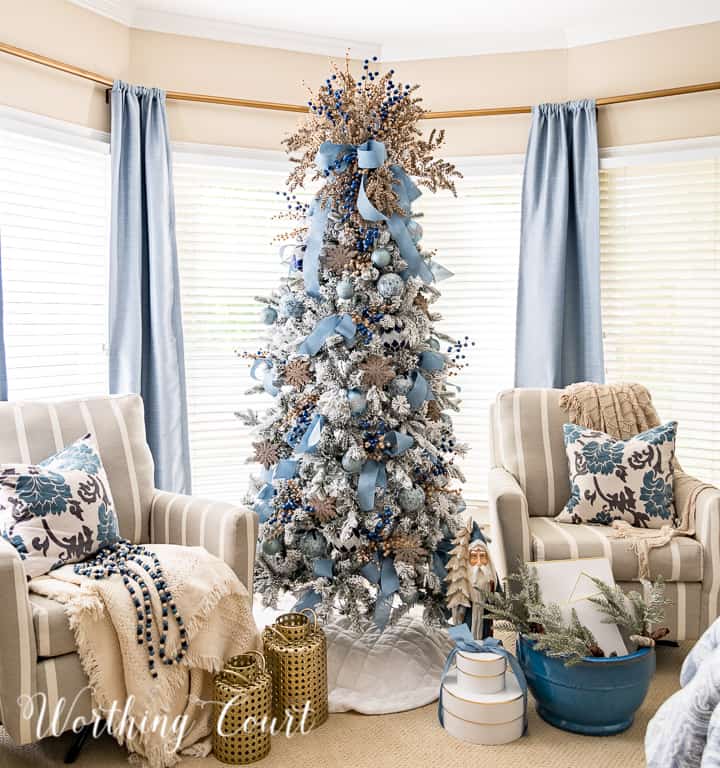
<box><xmin>488</xmin><ymin>388</ymin><xmax>720</xmax><ymax>642</ymax></box>
<box><xmin>0</xmin><ymin>395</ymin><xmax>257</xmax><ymax>747</ymax></box>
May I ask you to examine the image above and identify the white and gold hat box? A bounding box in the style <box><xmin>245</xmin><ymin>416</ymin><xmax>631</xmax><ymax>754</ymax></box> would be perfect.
<box><xmin>456</xmin><ymin>650</ymin><xmax>507</xmax><ymax>695</ymax></box>
<box><xmin>441</xmin><ymin>650</ymin><xmax>523</xmax><ymax>745</ymax></box>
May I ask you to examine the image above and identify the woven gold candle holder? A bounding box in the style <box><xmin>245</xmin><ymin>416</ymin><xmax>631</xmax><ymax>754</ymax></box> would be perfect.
<box><xmin>262</xmin><ymin>609</ymin><xmax>329</xmax><ymax>733</ymax></box>
<box><xmin>212</xmin><ymin>650</ymin><xmax>272</xmax><ymax>765</ymax></box>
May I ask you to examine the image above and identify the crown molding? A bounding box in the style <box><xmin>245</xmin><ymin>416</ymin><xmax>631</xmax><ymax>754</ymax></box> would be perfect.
<box><xmin>68</xmin><ymin>0</ymin><xmax>137</xmax><ymax>26</ymax></box>
<box><xmin>68</xmin><ymin>0</ymin><xmax>381</xmax><ymax>58</ymax></box>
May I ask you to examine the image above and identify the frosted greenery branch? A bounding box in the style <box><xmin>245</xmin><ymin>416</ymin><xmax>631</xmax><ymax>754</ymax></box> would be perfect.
<box><xmin>477</xmin><ymin>562</ymin><xmax>669</xmax><ymax>666</ymax></box>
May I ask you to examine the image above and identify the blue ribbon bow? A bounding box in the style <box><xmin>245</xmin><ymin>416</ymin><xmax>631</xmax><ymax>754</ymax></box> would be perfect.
<box><xmin>298</xmin><ymin>314</ymin><xmax>356</xmax><ymax>356</ymax></box>
<box><xmin>357</xmin><ymin>431</ymin><xmax>414</xmax><ymax>511</ymax></box>
<box><xmin>438</xmin><ymin>624</ymin><xmax>528</xmax><ymax>735</ymax></box>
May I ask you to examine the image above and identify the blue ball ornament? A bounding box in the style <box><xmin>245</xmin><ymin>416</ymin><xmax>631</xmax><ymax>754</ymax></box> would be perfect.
<box><xmin>260</xmin><ymin>306</ymin><xmax>278</xmax><ymax>325</ymax></box>
<box><xmin>377</xmin><ymin>273</ymin><xmax>404</xmax><ymax>298</ymax></box>
<box><xmin>279</xmin><ymin>294</ymin><xmax>305</xmax><ymax>319</ymax></box>
<box><xmin>336</xmin><ymin>278</ymin><xmax>354</xmax><ymax>299</ymax></box>
<box><xmin>347</xmin><ymin>389</ymin><xmax>367</xmax><ymax>415</ymax></box>
<box><xmin>371</xmin><ymin>247</ymin><xmax>392</xmax><ymax>268</ymax></box>
<box><xmin>262</xmin><ymin>536</ymin><xmax>284</xmax><ymax>556</ymax></box>
<box><xmin>427</xmin><ymin>337</ymin><xmax>440</xmax><ymax>351</ymax></box>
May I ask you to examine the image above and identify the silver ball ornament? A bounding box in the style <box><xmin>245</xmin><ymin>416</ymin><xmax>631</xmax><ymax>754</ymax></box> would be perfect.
<box><xmin>341</xmin><ymin>450</ymin><xmax>363</xmax><ymax>474</ymax></box>
<box><xmin>371</xmin><ymin>247</ymin><xmax>392</xmax><ymax>268</ymax></box>
<box><xmin>336</xmin><ymin>278</ymin><xmax>354</xmax><ymax>300</ymax></box>
<box><xmin>347</xmin><ymin>389</ymin><xmax>367</xmax><ymax>415</ymax></box>
<box><xmin>260</xmin><ymin>306</ymin><xmax>277</xmax><ymax>325</ymax></box>
<box><xmin>399</xmin><ymin>486</ymin><xmax>425</xmax><ymax>512</ymax></box>
<box><xmin>299</xmin><ymin>531</ymin><xmax>327</xmax><ymax>559</ymax></box>
<box><xmin>262</xmin><ymin>536</ymin><xmax>284</xmax><ymax>556</ymax></box>
<box><xmin>278</xmin><ymin>294</ymin><xmax>305</xmax><ymax>319</ymax></box>
<box><xmin>377</xmin><ymin>273</ymin><xmax>404</xmax><ymax>298</ymax></box>
<box><xmin>389</xmin><ymin>376</ymin><xmax>412</xmax><ymax>396</ymax></box>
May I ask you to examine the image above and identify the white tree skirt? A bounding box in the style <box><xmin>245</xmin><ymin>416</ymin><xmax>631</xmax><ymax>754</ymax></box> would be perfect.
<box><xmin>253</xmin><ymin>596</ymin><xmax>453</xmax><ymax>715</ymax></box>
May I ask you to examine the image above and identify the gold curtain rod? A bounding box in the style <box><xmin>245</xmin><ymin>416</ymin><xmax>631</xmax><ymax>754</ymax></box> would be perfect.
<box><xmin>2</xmin><ymin>40</ymin><xmax>719</xmax><ymax>119</ymax></box>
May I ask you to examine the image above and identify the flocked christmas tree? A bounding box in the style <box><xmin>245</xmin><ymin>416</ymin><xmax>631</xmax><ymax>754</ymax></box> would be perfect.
<box><xmin>241</xmin><ymin>58</ymin><xmax>473</xmax><ymax>628</ymax></box>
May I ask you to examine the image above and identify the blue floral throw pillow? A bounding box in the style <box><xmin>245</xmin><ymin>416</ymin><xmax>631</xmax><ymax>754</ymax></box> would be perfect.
<box><xmin>0</xmin><ymin>434</ymin><xmax>120</xmax><ymax>577</ymax></box>
<box><xmin>556</xmin><ymin>421</ymin><xmax>678</xmax><ymax>529</ymax></box>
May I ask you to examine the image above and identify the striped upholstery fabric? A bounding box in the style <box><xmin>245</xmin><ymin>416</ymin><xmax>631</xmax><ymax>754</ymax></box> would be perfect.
<box><xmin>490</xmin><ymin>388</ymin><xmax>570</xmax><ymax>517</ymax></box>
<box><xmin>150</xmin><ymin>491</ymin><xmax>258</xmax><ymax>595</ymax></box>
<box><xmin>0</xmin><ymin>538</ymin><xmax>38</xmax><ymax>745</ymax></box>
<box><xmin>489</xmin><ymin>387</ymin><xmax>720</xmax><ymax>643</ymax></box>
<box><xmin>34</xmin><ymin>654</ymin><xmax>95</xmax><ymax>737</ymax></box>
<box><xmin>529</xmin><ymin>518</ymin><xmax>703</xmax><ymax>582</ymax></box>
<box><xmin>0</xmin><ymin>395</ymin><xmax>155</xmax><ymax>543</ymax></box>
<box><xmin>30</xmin><ymin>594</ymin><xmax>75</xmax><ymax>658</ymax></box>
<box><xmin>617</xmin><ymin>581</ymin><xmax>701</xmax><ymax>643</ymax></box>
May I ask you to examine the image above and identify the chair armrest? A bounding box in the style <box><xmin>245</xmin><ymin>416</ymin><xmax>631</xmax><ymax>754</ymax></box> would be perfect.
<box><xmin>488</xmin><ymin>466</ymin><xmax>531</xmax><ymax>583</ymax></box>
<box><xmin>149</xmin><ymin>490</ymin><xmax>258</xmax><ymax>595</ymax></box>
<box><xmin>0</xmin><ymin>538</ymin><xmax>37</xmax><ymax>745</ymax></box>
<box><xmin>676</xmin><ymin>472</ymin><xmax>720</xmax><ymax>630</ymax></box>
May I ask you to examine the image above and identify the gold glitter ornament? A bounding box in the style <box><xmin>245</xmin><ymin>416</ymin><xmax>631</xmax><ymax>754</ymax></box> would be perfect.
<box><xmin>309</xmin><ymin>496</ymin><xmax>337</xmax><ymax>523</ymax></box>
<box><xmin>385</xmin><ymin>534</ymin><xmax>428</xmax><ymax>564</ymax></box>
<box><xmin>252</xmin><ymin>440</ymin><xmax>279</xmax><ymax>470</ymax></box>
<box><xmin>359</xmin><ymin>355</ymin><xmax>395</xmax><ymax>389</ymax></box>
<box><xmin>283</xmin><ymin>358</ymin><xmax>312</xmax><ymax>388</ymax></box>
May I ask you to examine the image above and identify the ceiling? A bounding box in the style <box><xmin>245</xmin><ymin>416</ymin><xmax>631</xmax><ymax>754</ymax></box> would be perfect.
<box><xmin>70</xmin><ymin>0</ymin><xmax>720</xmax><ymax>60</ymax></box>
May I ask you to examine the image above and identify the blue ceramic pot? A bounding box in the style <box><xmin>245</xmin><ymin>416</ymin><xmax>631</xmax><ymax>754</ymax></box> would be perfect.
<box><xmin>516</xmin><ymin>635</ymin><xmax>655</xmax><ymax>735</ymax></box>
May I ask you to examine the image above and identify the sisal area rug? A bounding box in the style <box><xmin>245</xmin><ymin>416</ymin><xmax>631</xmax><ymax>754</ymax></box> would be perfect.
<box><xmin>0</xmin><ymin>640</ymin><xmax>687</xmax><ymax>768</ymax></box>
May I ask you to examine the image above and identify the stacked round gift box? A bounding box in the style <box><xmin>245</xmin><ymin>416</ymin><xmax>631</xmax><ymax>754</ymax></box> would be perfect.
<box><xmin>441</xmin><ymin>649</ymin><xmax>524</xmax><ymax>745</ymax></box>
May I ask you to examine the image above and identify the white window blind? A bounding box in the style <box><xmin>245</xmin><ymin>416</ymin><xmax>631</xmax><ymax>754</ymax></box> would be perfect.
<box><xmin>600</xmin><ymin>158</ymin><xmax>720</xmax><ymax>485</ymax></box>
<box><xmin>173</xmin><ymin>156</ymin><xmax>288</xmax><ymax>503</ymax></box>
<box><xmin>419</xmin><ymin>171</ymin><xmax>522</xmax><ymax>504</ymax></box>
<box><xmin>0</xmin><ymin>125</ymin><xmax>110</xmax><ymax>400</ymax></box>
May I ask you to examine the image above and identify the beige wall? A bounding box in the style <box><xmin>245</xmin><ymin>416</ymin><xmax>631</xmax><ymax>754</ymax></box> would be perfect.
<box><xmin>1</xmin><ymin>0</ymin><xmax>719</xmax><ymax>154</ymax></box>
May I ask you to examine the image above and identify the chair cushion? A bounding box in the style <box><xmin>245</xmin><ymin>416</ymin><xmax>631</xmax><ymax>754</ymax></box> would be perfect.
<box><xmin>529</xmin><ymin>517</ymin><xmax>703</xmax><ymax>582</ymax></box>
<box><xmin>30</xmin><ymin>593</ymin><xmax>76</xmax><ymax>658</ymax></box>
<box><xmin>557</xmin><ymin>421</ymin><xmax>678</xmax><ymax>529</ymax></box>
<box><xmin>0</xmin><ymin>395</ymin><xmax>155</xmax><ymax>543</ymax></box>
<box><xmin>0</xmin><ymin>433</ymin><xmax>121</xmax><ymax>577</ymax></box>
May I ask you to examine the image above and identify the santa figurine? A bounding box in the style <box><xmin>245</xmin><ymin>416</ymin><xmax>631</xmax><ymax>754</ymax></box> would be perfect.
<box><xmin>468</xmin><ymin>539</ymin><xmax>496</xmax><ymax>640</ymax></box>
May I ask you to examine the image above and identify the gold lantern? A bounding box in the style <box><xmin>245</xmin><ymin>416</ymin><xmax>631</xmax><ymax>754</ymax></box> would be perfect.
<box><xmin>262</xmin><ymin>610</ymin><xmax>329</xmax><ymax>733</ymax></box>
<box><xmin>212</xmin><ymin>651</ymin><xmax>272</xmax><ymax>764</ymax></box>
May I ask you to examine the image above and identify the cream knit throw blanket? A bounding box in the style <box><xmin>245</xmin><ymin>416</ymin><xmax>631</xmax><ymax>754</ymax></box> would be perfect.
<box><xmin>560</xmin><ymin>382</ymin><xmax>711</xmax><ymax>579</ymax></box>
<box><xmin>30</xmin><ymin>544</ymin><xmax>260</xmax><ymax>767</ymax></box>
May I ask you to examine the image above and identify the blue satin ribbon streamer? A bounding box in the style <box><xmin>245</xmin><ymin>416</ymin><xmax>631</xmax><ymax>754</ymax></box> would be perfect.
<box><xmin>298</xmin><ymin>314</ymin><xmax>356</xmax><ymax>356</ymax></box>
<box><xmin>313</xmin><ymin>558</ymin><xmax>334</xmax><ymax>579</ymax></box>
<box><xmin>304</xmin><ymin>198</ymin><xmax>330</xmax><ymax>297</ymax></box>
<box><xmin>357</xmin><ymin>429</ymin><xmax>413</xmax><ymax>511</ymax></box>
<box><xmin>250</xmin><ymin>357</ymin><xmax>279</xmax><ymax>396</ymax></box>
<box><xmin>419</xmin><ymin>350</ymin><xmax>445</xmax><ymax>371</ymax></box>
<box><xmin>293</xmin><ymin>589</ymin><xmax>322</xmax><ymax>612</ymax></box>
<box><xmin>438</xmin><ymin>624</ymin><xmax>528</xmax><ymax>734</ymax></box>
<box><xmin>383</xmin><ymin>430</ymin><xmax>414</xmax><ymax>456</ymax></box>
<box><xmin>293</xmin><ymin>413</ymin><xmax>325</xmax><ymax>454</ymax></box>
<box><xmin>358</xmin><ymin>460</ymin><xmax>387</xmax><ymax>512</ymax></box>
<box><xmin>406</xmin><ymin>370</ymin><xmax>434</xmax><ymax>410</ymax></box>
<box><xmin>361</xmin><ymin>554</ymin><xmax>400</xmax><ymax>629</ymax></box>
<box><xmin>253</xmin><ymin>459</ymin><xmax>300</xmax><ymax>522</ymax></box>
